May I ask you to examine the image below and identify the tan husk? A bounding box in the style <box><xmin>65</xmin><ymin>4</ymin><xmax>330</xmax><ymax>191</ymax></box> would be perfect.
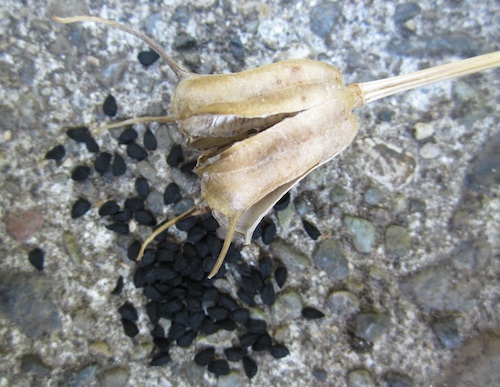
<box><xmin>53</xmin><ymin>15</ymin><xmax>500</xmax><ymax>279</ymax></box>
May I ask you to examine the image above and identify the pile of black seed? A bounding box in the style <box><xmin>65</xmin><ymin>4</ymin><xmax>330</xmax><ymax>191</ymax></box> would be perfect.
<box><xmin>42</xmin><ymin>50</ymin><xmax>327</xmax><ymax>380</ymax></box>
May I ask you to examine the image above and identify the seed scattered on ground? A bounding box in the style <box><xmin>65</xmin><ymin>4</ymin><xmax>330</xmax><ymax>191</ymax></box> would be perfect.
<box><xmin>111</xmin><ymin>210</ymin><xmax>132</xmax><ymax>222</ymax></box>
<box><xmin>45</xmin><ymin>144</ymin><xmax>65</xmax><ymax>161</ymax></box>
<box><xmin>252</xmin><ymin>333</ymin><xmax>272</xmax><ymax>351</ymax></box>
<box><xmin>273</xmin><ymin>192</ymin><xmax>290</xmax><ymax>211</ymax></box>
<box><xmin>207</xmin><ymin>359</ymin><xmax>230</xmax><ymax>376</ymax></box>
<box><xmin>144</xmin><ymin>128</ymin><xmax>157</xmax><ymax>150</ymax></box>
<box><xmin>135</xmin><ymin>177</ymin><xmax>150</xmax><ymax>199</ymax></box>
<box><xmin>166</xmin><ymin>144</ymin><xmax>183</xmax><ymax>167</ymax></box>
<box><xmin>135</xmin><ymin>210</ymin><xmax>157</xmax><ymax>226</ymax></box>
<box><xmin>98</xmin><ymin>200</ymin><xmax>120</xmax><ymax>216</ymax></box>
<box><xmin>28</xmin><ymin>248</ymin><xmax>44</xmax><ymax>271</ymax></box>
<box><xmin>259</xmin><ymin>256</ymin><xmax>273</xmax><ymax>279</ymax></box>
<box><xmin>118</xmin><ymin>127</ymin><xmax>138</xmax><ymax>144</ymax></box>
<box><xmin>245</xmin><ymin>319</ymin><xmax>267</xmax><ymax>334</ymax></box>
<box><xmin>84</xmin><ymin>135</ymin><xmax>99</xmax><ymax>153</ymax></box>
<box><xmin>127</xmin><ymin>143</ymin><xmax>148</xmax><ymax>161</ymax></box>
<box><xmin>260</xmin><ymin>281</ymin><xmax>276</xmax><ymax>305</ymax></box>
<box><xmin>275</xmin><ymin>266</ymin><xmax>287</xmax><ymax>288</ymax></box>
<box><xmin>177</xmin><ymin>330</ymin><xmax>197</xmax><ymax>347</ymax></box>
<box><xmin>66</xmin><ymin>126</ymin><xmax>90</xmax><ymax>142</ymax></box>
<box><xmin>118</xmin><ymin>301</ymin><xmax>138</xmax><ymax>321</ymax></box>
<box><xmin>121</xmin><ymin>318</ymin><xmax>139</xmax><ymax>337</ymax></box>
<box><xmin>112</xmin><ymin>152</ymin><xmax>126</xmax><ymax>176</ymax></box>
<box><xmin>149</xmin><ymin>352</ymin><xmax>171</xmax><ymax>366</ymax></box>
<box><xmin>103</xmin><ymin>94</ymin><xmax>118</xmax><ymax>117</ymax></box>
<box><xmin>261</xmin><ymin>222</ymin><xmax>277</xmax><ymax>245</ymax></box>
<box><xmin>138</xmin><ymin>50</ymin><xmax>160</xmax><ymax>66</ymax></box>
<box><xmin>94</xmin><ymin>152</ymin><xmax>112</xmax><ymax>174</ymax></box>
<box><xmin>71</xmin><ymin>198</ymin><xmax>91</xmax><ymax>219</ymax></box>
<box><xmin>125</xmin><ymin>197</ymin><xmax>145</xmax><ymax>212</ymax></box>
<box><xmin>229</xmin><ymin>308</ymin><xmax>250</xmax><ymax>323</ymax></box>
<box><xmin>224</xmin><ymin>346</ymin><xmax>246</xmax><ymax>362</ymax></box>
<box><xmin>303</xmin><ymin>219</ymin><xmax>321</xmax><ymax>240</ymax></box>
<box><xmin>302</xmin><ymin>307</ymin><xmax>325</xmax><ymax>320</ymax></box>
<box><xmin>71</xmin><ymin>165</ymin><xmax>91</xmax><ymax>181</ymax></box>
<box><xmin>194</xmin><ymin>347</ymin><xmax>215</xmax><ymax>366</ymax></box>
<box><xmin>242</xmin><ymin>355</ymin><xmax>258</xmax><ymax>379</ymax></box>
<box><xmin>164</xmin><ymin>182</ymin><xmax>181</xmax><ymax>205</ymax></box>
<box><xmin>105</xmin><ymin>223</ymin><xmax>129</xmax><ymax>235</ymax></box>
<box><xmin>269</xmin><ymin>344</ymin><xmax>290</xmax><ymax>359</ymax></box>
<box><xmin>111</xmin><ymin>275</ymin><xmax>124</xmax><ymax>295</ymax></box>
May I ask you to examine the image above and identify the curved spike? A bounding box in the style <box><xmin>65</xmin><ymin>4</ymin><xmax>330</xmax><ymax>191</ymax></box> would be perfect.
<box><xmin>52</xmin><ymin>15</ymin><xmax>192</xmax><ymax>81</ymax></box>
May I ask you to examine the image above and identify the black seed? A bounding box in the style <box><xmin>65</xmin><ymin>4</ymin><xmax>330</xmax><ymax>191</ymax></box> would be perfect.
<box><xmin>207</xmin><ymin>359</ymin><xmax>230</xmax><ymax>376</ymax></box>
<box><xmin>133</xmin><ymin>267</ymin><xmax>147</xmax><ymax>288</ymax></box>
<box><xmin>239</xmin><ymin>333</ymin><xmax>260</xmax><ymax>348</ymax></box>
<box><xmin>143</xmin><ymin>128</ymin><xmax>157</xmax><ymax>150</ymax></box>
<box><xmin>275</xmin><ymin>266</ymin><xmax>287</xmax><ymax>288</ymax></box>
<box><xmin>200</xmin><ymin>318</ymin><xmax>218</xmax><ymax>335</ymax></box>
<box><xmin>71</xmin><ymin>165</ymin><xmax>91</xmax><ymax>181</ymax></box>
<box><xmin>135</xmin><ymin>210</ymin><xmax>157</xmax><ymax>226</ymax></box>
<box><xmin>252</xmin><ymin>223</ymin><xmax>262</xmax><ymax>240</ymax></box>
<box><xmin>166</xmin><ymin>144</ymin><xmax>183</xmax><ymax>167</ymax></box>
<box><xmin>157</xmin><ymin>249</ymin><xmax>176</xmax><ymax>263</ymax></box>
<box><xmin>153</xmin><ymin>337</ymin><xmax>170</xmax><ymax>351</ymax></box>
<box><xmin>112</xmin><ymin>152</ymin><xmax>126</xmax><ymax>176</ymax></box>
<box><xmin>138</xmin><ymin>50</ymin><xmax>160</xmax><ymax>66</ymax></box>
<box><xmin>259</xmin><ymin>256</ymin><xmax>273</xmax><ymax>279</ymax></box>
<box><xmin>144</xmin><ymin>286</ymin><xmax>164</xmax><ymax>302</ymax></box>
<box><xmin>163</xmin><ymin>183</ymin><xmax>181</xmax><ymax>205</ymax></box>
<box><xmin>135</xmin><ymin>177</ymin><xmax>150</xmax><ymax>199</ymax></box>
<box><xmin>150</xmin><ymin>324</ymin><xmax>164</xmax><ymax>338</ymax></box>
<box><xmin>177</xmin><ymin>329</ymin><xmax>197</xmax><ymax>347</ymax></box>
<box><xmin>84</xmin><ymin>135</ymin><xmax>99</xmax><ymax>153</ymax></box>
<box><xmin>161</xmin><ymin>299</ymin><xmax>183</xmax><ymax>315</ymax></box>
<box><xmin>45</xmin><ymin>144</ymin><xmax>65</xmax><ymax>161</ymax></box>
<box><xmin>237</xmin><ymin>288</ymin><xmax>255</xmax><ymax>306</ymax></box>
<box><xmin>156</xmin><ymin>266</ymin><xmax>178</xmax><ymax>282</ymax></box>
<box><xmin>105</xmin><ymin>223</ymin><xmax>129</xmax><ymax>234</ymax></box>
<box><xmin>261</xmin><ymin>222</ymin><xmax>277</xmax><ymax>245</ymax></box>
<box><xmin>174</xmin><ymin>308</ymin><xmax>190</xmax><ymax>326</ymax></box>
<box><xmin>167</xmin><ymin>322</ymin><xmax>186</xmax><ymax>340</ymax></box>
<box><xmin>118</xmin><ymin>127</ymin><xmax>138</xmax><ymax>144</ymax></box>
<box><xmin>143</xmin><ymin>266</ymin><xmax>157</xmax><ymax>284</ymax></box>
<box><xmin>111</xmin><ymin>275</ymin><xmax>124</xmax><ymax>295</ymax></box>
<box><xmin>103</xmin><ymin>94</ymin><xmax>118</xmax><ymax>116</ymax></box>
<box><xmin>140</xmin><ymin>249</ymin><xmax>157</xmax><ymax>266</ymax></box>
<box><xmin>216</xmin><ymin>318</ymin><xmax>236</xmax><ymax>331</ymax></box>
<box><xmin>250</xmin><ymin>268</ymin><xmax>264</xmax><ymax>292</ymax></box>
<box><xmin>99</xmin><ymin>200</ymin><xmax>119</xmax><ymax>216</ymax></box>
<box><xmin>121</xmin><ymin>318</ymin><xmax>139</xmax><ymax>337</ymax></box>
<box><xmin>200</xmin><ymin>215</ymin><xmax>219</xmax><ymax>231</ymax></box>
<box><xmin>176</xmin><ymin>216</ymin><xmax>198</xmax><ymax>232</ymax></box>
<box><xmin>149</xmin><ymin>352</ymin><xmax>171</xmax><ymax>366</ymax></box>
<box><xmin>124</xmin><ymin>197</ymin><xmax>144</xmax><ymax>212</ymax></box>
<box><xmin>66</xmin><ymin>126</ymin><xmax>90</xmax><ymax>142</ymax></box>
<box><xmin>28</xmin><ymin>248</ymin><xmax>44</xmax><ymax>271</ymax></box>
<box><xmin>302</xmin><ymin>307</ymin><xmax>325</xmax><ymax>320</ymax></box>
<box><xmin>224</xmin><ymin>346</ymin><xmax>246</xmax><ymax>362</ymax></box>
<box><xmin>225</xmin><ymin>245</ymin><xmax>241</xmax><ymax>264</ymax></box>
<box><xmin>94</xmin><ymin>152</ymin><xmax>112</xmax><ymax>174</ymax></box>
<box><xmin>252</xmin><ymin>333</ymin><xmax>272</xmax><ymax>351</ymax></box>
<box><xmin>118</xmin><ymin>301</ymin><xmax>138</xmax><ymax>321</ymax></box>
<box><xmin>111</xmin><ymin>210</ymin><xmax>132</xmax><ymax>222</ymax></box>
<box><xmin>218</xmin><ymin>293</ymin><xmax>239</xmax><ymax>311</ymax></box>
<box><xmin>71</xmin><ymin>198</ymin><xmax>91</xmax><ymax>218</ymax></box>
<box><xmin>242</xmin><ymin>356</ymin><xmax>258</xmax><ymax>379</ymax></box>
<box><xmin>240</xmin><ymin>275</ymin><xmax>257</xmax><ymax>295</ymax></box>
<box><xmin>180</xmin><ymin>160</ymin><xmax>197</xmax><ymax>174</ymax></box>
<box><xmin>146</xmin><ymin>302</ymin><xmax>159</xmax><ymax>325</ymax></box>
<box><xmin>187</xmin><ymin>226</ymin><xmax>206</xmax><ymax>243</ymax></box>
<box><xmin>207</xmin><ymin>306</ymin><xmax>229</xmax><ymax>322</ymax></box>
<box><xmin>303</xmin><ymin>219</ymin><xmax>321</xmax><ymax>240</ymax></box>
<box><xmin>127</xmin><ymin>143</ymin><xmax>148</xmax><ymax>161</ymax></box>
<box><xmin>269</xmin><ymin>344</ymin><xmax>290</xmax><ymax>359</ymax></box>
<box><xmin>245</xmin><ymin>318</ymin><xmax>267</xmax><ymax>334</ymax></box>
<box><xmin>189</xmin><ymin>311</ymin><xmax>205</xmax><ymax>331</ymax></box>
<box><xmin>260</xmin><ymin>281</ymin><xmax>276</xmax><ymax>306</ymax></box>
<box><xmin>185</xmin><ymin>296</ymin><xmax>202</xmax><ymax>313</ymax></box>
<box><xmin>194</xmin><ymin>347</ymin><xmax>215</xmax><ymax>366</ymax></box>
<box><xmin>229</xmin><ymin>308</ymin><xmax>250</xmax><ymax>323</ymax></box>
<box><xmin>195</xmin><ymin>241</ymin><xmax>210</xmax><ymax>259</ymax></box>
<box><xmin>273</xmin><ymin>192</ymin><xmax>290</xmax><ymax>211</ymax></box>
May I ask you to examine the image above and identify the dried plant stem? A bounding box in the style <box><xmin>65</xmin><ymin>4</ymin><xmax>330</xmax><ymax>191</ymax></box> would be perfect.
<box><xmin>353</xmin><ymin>51</ymin><xmax>500</xmax><ymax>106</ymax></box>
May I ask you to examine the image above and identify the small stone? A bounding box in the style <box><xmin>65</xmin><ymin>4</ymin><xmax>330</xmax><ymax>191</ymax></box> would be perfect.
<box><xmin>363</xmin><ymin>187</ymin><xmax>383</xmax><ymax>205</ymax></box>
<box><xmin>309</xmin><ymin>2</ymin><xmax>343</xmax><ymax>38</ymax></box>
<box><xmin>5</xmin><ymin>208</ymin><xmax>44</xmax><ymax>242</ymax></box>
<box><xmin>344</xmin><ymin>216</ymin><xmax>376</xmax><ymax>253</ymax></box>
<box><xmin>313</xmin><ymin>239</ymin><xmax>349</xmax><ymax>280</ymax></box>
<box><xmin>419</xmin><ymin>142</ymin><xmax>441</xmax><ymax>159</ymax></box>
<box><xmin>394</xmin><ymin>3</ymin><xmax>421</xmax><ymax>23</ymax></box>
<box><xmin>413</xmin><ymin>122</ymin><xmax>434</xmax><ymax>140</ymax></box>
<box><xmin>312</xmin><ymin>369</ymin><xmax>327</xmax><ymax>381</ymax></box>
<box><xmin>68</xmin><ymin>365</ymin><xmax>98</xmax><ymax>387</ymax></box>
<box><xmin>354</xmin><ymin>313</ymin><xmax>391</xmax><ymax>342</ymax></box>
<box><xmin>326</xmin><ymin>291</ymin><xmax>359</xmax><ymax>316</ymax></box>
<box><xmin>329</xmin><ymin>185</ymin><xmax>348</xmax><ymax>203</ymax></box>
<box><xmin>21</xmin><ymin>354</ymin><xmax>52</xmax><ymax>376</ymax></box>
<box><xmin>347</xmin><ymin>368</ymin><xmax>376</xmax><ymax>387</ymax></box>
<box><xmin>385</xmin><ymin>225</ymin><xmax>411</xmax><ymax>256</ymax></box>
<box><xmin>383</xmin><ymin>371</ymin><xmax>413</xmax><ymax>387</ymax></box>
<box><xmin>432</xmin><ymin>316</ymin><xmax>461</xmax><ymax>349</ymax></box>
<box><xmin>271</xmin><ymin>239</ymin><xmax>309</xmax><ymax>268</ymax></box>
<box><xmin>100</xmin><ymin>367</ymin><xmax>129</xmax><ymax>386</ymax></box>
<box><xmin>89</xmin><ymin>341</ymin><xmax>112</xmax><ymax>357</ymax></box>
<box><xmin>103</xmin><ymin>94</ymin><xmax>118</xmax><ymax>117</ymax></box>
<box><xmin>272</xmin><ymin>289</ymin><xmax>303</xmax><ymax>321</ymax></box>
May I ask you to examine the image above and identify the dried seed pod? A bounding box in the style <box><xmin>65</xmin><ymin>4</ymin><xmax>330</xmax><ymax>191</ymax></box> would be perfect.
<box><xmin>53</xmin><ymin>16</ymin><xmax>500</xmax><ymax>279</ymax></box>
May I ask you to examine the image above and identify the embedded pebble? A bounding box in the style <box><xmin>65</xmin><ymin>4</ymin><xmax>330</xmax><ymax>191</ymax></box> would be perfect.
<box><xmin>217</xmin><ymin>371</ymin><xmax>245</xmax><ymax>387</ymax></box>
<box><xmin>383</xmin><ymin>371</ymin><xmax>413</xmax><ymax>387</ymax></box>
<box><xmin>394</xmin><ymin>3</ymin><xmax>421</xmax><ymax>23</ymax></box>
<box><xmin>344</xmin><ymin>216</ymin><xmax>376</xmax><ymax>253</ymax></box>
<box><xmin>271</xmin><ymin>239</ymin><xmax>309</xmax><ymax>268</ymax></box>
<box><xmin>230</xmin><ymin>37</ymin><xmax>245</xmax><ymax>61</ymax></box>
<box><xmin>171</xmin><ymin>6</ymin><xmax>190</xmax><ymax>23</ymax></box>
<box><xmin>309</xmin><ymin>1</ymin><xmax>343</xmax><ymax>38</ymax></box>
<box><xmin>431</xmin><ymin>316</ymin><xmax>461</xmax><ymax>349</ymax></box>
<box><xmin>419</xmin><ymin>142</ymin><xmax>441</xmax><ymax>159</ymax></box>
<box><xmin>354</xmin><ymin>313</ymin><xmax>391</xmax><ymax>342</ymax></box>
<box><xmin>313</xmin><ymin>239</ymin><xmax>349</xmax><ymax>280</ymax></box>
<box><xmin>272</xmin><ymin>289</ymin><xmax>303</xmax><ymax>321</ymax></box>
<box><xmin>257</xmin><ymin>19</ymin><xmax>289</xmax><ymax>50</ymax></box>
<box><xmin>0</xmin><ymin>272</ymin><xmax>61</xmax><ymax>338</ymax></box>
<box><xmin>5</xmin><ymin>208</ymin><xmax>44</xmax><ymax>242</ymax></box>
<box><xmin>363</xmin><ymin>187</ymin><xmax>383</xmax><ymax>206</ymax></box>
<box><xmin>347</xmin><ymin>368</ymin><xmax>376</xmax><ymax>387</ymax></box>
<box><xmin>312</xmin><ymin>369</ymin><xmax>327</xmax><ymax>381</ymax></box>
<box><xmin>67</xmin><ymin>365</ymin><xmax>98</xmax><ymax>387</ymax></box>
<box><xmin>329</xmin><ymin>185</ymin><xmax>348</xmax><ymax>204</ymax></box>
<box><xmin>326</xmin><ymin>291</ymin><xmax>360</xmax><ymax>316</ymax></box>
<box><xmin>413</xmin><ymin>122</ymin><xmax>434</xmax><ymax>140</ymax></box>
<box><xmin>21</xmin><ymin>354</ymin><xmax>52</xmax><ymax>376</ymax></box>
<box><xmin>100</xmin><ymin>367</ymin><xmax>129</xmax><ymax>386</ymax></box>
<box><xmin>385</xmin><ymin>225</ymin><xmax>411</xmax><ymax>256</ymax></box>
<box><xmin>98</xmin><ymin>60</ymin><xmax>127</xmax><ymax>88</ymax></box>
